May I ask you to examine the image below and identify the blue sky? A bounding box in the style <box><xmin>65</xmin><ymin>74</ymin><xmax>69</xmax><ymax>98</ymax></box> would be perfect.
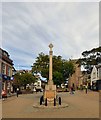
<box><xmin>1</xmin><ymin>1</ymin><xmax>99</xmax><ymax>70</ymax></box>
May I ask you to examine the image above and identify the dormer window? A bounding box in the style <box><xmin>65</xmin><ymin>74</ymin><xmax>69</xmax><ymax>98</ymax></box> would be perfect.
<box><xmin>3</xmin><ymin>51</ymin><xmax>9</xmax><ymax>57</ymax></box>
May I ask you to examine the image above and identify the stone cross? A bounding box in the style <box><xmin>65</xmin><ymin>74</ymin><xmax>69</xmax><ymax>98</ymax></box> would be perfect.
<box><xmin>48</xmin><ymin>43</ymin><xmax>53</xmax><ymax>85</ymax></box>
<box><xmin>44</xmin><ymin>43</ymin><xmax>56</xmax><ymax>101</ymax></box>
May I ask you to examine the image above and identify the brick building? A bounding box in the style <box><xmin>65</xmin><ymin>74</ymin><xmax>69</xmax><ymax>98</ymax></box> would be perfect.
<box><xmin>0</xmin><ymin>48</ymin><xmax>14</xmax><ymax>97</ymax></box>
<box><xmin>68</xmin><ymin>59</ymin><xmax>83</xmax><ymax>90</ymax></box>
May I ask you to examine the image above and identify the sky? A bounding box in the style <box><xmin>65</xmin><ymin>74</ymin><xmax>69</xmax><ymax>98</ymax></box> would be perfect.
<box><xmin>1</xmin><ymin>1</ymin><xmax>99</xmax><ymax>70</ymax></box>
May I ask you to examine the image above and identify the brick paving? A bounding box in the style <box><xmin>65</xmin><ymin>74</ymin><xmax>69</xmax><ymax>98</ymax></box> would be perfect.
<box><xmin>0</xmin><ymin>100</ymin><xmax>2</xmax><ymax>119</ymax></box>
<box><xmin>2</xmin><ymin>90</ymin><xmax>99</xmax><ymax>118</ymax></box>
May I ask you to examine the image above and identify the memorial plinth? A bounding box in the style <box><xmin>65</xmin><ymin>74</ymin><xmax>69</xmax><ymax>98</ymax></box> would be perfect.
<box><xmin>44</xmin><ymin>43</ymin><xmax>56</xmax><ymax>105</ymax></box>
<box><xmin>44</xmin><ymin>85</ymin><xmax>56</xmax><ymax>99</ymax></box>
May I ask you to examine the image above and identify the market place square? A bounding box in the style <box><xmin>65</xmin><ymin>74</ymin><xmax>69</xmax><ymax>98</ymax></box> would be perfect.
<box><xmin>2</xmin><ymin>90</ymin><xmax>99</xmax><ymax>118</ymax></box>
<box><xmin>1</xmin><ymin>2</ymin><xmax>101</xmax><ymax>119</ymax></box>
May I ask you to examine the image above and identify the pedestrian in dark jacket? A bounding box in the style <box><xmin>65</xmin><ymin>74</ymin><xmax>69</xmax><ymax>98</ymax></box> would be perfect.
<box><xmin>16</xmin><ymin>88</ymin><xmax>19</xmax><ymax>97</ymax></box>
<box><xmin>85</xmin><ymin>85</ymin><xmax>88</xmax><ymax>94</ymax></box>
<box><xmin>70</xmin><ymin>87</ymin><xmax>74</xmax><ymax>94</ymax></box>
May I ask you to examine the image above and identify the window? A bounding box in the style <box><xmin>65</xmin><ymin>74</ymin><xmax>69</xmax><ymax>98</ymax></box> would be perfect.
<box><xmin>2</xmin><ymin>63</ymin><xmax>6</xmax><ymax>74</ymax></box>
<box><xmin>7</xmin><ymin>66</ymin><xmax>11</xmax><ymax>76</ymax></box>
<box><xmin>3</xmin><ymin>52</ymin><xmax>8</xmax><ymax>57</ymax></box>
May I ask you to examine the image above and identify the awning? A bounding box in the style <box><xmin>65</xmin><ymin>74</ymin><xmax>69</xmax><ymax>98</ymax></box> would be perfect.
<box><xmin>2</xmin><ymin>74</ymin><xmax>11</xmax><ymax>80</ymax></box>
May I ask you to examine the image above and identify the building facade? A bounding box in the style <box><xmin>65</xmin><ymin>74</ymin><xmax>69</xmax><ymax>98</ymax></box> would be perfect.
<box><xmin>68</xmin><ymin>59</ymin><xmax>83</xmax><ymax>90</ymax></box>
<box><xmin>91</xmin><ymin>65</ymin><xmax>101</xmax><ymax>90</ymax></box>
<box><xmin>0</xmin><ymin>48</ymin><xmax>14</xmax><ymax>97</ymax></box>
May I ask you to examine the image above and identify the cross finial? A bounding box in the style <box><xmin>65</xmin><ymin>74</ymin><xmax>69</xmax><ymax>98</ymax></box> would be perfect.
<box><xmin>49</xmin><ymin>43</ymin><xmax>53</xmax><ymax>48</ymax></box>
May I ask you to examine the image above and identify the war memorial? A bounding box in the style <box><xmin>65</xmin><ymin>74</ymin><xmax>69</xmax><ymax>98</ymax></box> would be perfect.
<box><xmin>42</xmin><ymin>43</ymin><xmax>57</xmax><ymax>106</ymax></box>
<box><xmin>33</xmin><ymin>44</ymin><xmax>68</xmax><ymax>108</ymax></box>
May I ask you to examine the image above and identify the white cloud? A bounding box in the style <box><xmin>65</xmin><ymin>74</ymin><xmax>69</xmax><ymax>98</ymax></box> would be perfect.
<box><xmin>2</xmin><ymin>2</ymin><xmax>99</xmax><ymax>70</ymax></box>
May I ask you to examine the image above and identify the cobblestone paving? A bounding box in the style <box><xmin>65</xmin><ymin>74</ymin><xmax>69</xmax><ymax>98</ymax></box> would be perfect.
<box><xmin>2</xmin><ymin>90</ymin><xmax>99</xmax><ymax>118</ymax></box>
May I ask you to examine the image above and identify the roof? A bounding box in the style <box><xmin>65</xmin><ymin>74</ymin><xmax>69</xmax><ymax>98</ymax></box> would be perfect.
<box><xmin>0</xmin><ymin>48</ymin><xmax>13</xmax><ymax>65</ymax></box>
<box><xmin>95</xmin><ymin>65</ymin><xmax>101</xmax><ymax>69</ymax></box>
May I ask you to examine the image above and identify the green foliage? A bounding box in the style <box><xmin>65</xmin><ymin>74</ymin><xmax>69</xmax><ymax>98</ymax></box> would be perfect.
<box><xmin>20</xmin><ymin>73</ymin><xmax>35</xmax><ymax>85</ymax></box>
<box><xmin>77</xmin><ymin>46</ymin><xmax>101</xmax><ymax>73</ymax></box>
<box><xmin>53</xmin><ymin>71</ymin><xmax>63</xmax><ymax>85</ymax></box>
<box><xmin>63</xmin><ymin>60</ymin><xmax>75</xmax><ymax>77</ymax></box>
<box><xmin>32</xmin><ymin>52</ymin><xmax>49</xmax><ymax>78</ymax></box>
<box><xmin>14</xmin><ymin>72</ymin><xmax>36</xmax><ymax>87</ymax></box>
<box><xmin>13</xmin><ymin>73</ymin><xmax>21</xmax><ymax>86</ymax></box>
<box><xmin>32</xmin><ymin>52</ymin><xmax>75</xmax><ymax>85</ymax></box>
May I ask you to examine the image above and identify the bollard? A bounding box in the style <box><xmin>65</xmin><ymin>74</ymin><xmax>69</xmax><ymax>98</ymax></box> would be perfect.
<box><xmin>45</xmin><ymin>98</ymin><xmax>47</xmax><ymax>106</ymax></box>
<box><xmin>54</xmin><ymin>98</ymin><xmax>56</xmax><ymax>106</ymax></box>
<box><xmin>40</xmin><ymin>96</ymin><xmax>43</xmax><ymax>105</ymax></box>
<box><xmin>59</xmin><ymin>97</ymin><xmax>61</xmax><ymax>105</ymax></box>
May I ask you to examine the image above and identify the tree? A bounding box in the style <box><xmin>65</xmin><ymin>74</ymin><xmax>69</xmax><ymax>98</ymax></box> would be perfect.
<box><xmin>32</xmin><ymin>52</ymin><xmax>75</xmax><ymax>86</ymax></box>
<box><xmin>32</xmin><ymin>52</ymin><xmax>49</xmax><ymax>78</ymax></box>
<box><xmin>20</xmin><ymin>73</ymin><xmax>36</xmax><ymax>88</ymax></box>
<box><xmin>14</xmin><ymin>72</ymin><xmax>36</xmax><ymax>89</ymax></box>
<box><xmin>77</xmin><ymin>46</ymin><xmax>101</xmax><ymax>73</ymax></box>
<box><xmin>62</xmin><ymin>60</ymin><xmax>75</xmax><ymax>79</ymax></box>
<box><xmin>53</xmin><ymin>71</ymin><xmax>63</xmax><ymax>85</ymax></box>
<box><xmin>13</xmin><ymin>73</ymin><xmax>21</xmax><ymax>86</ymax></box>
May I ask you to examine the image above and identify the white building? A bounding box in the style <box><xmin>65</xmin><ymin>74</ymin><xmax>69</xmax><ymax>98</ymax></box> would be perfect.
<box><xmin>33</xmin><ymin>72</ymin><xmax>47</xmax><ymax>92</ymax></box>
<box><xmin>91</xmin><ymin>65</ymin><xmax>101</xmax><ymax>90</ymax></box>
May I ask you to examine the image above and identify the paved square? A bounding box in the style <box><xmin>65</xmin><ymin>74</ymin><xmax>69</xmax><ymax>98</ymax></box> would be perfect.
<box><xmin>2</xmin><ymin>90</ymin><xmax>99</xmax><ymax>118</ymax></box>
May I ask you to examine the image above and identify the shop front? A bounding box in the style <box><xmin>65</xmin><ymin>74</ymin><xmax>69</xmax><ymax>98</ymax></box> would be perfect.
<box><xmin>2</xmin><ymin>74</ymin><xmax>14</xmax><ymax>95</ymax></box>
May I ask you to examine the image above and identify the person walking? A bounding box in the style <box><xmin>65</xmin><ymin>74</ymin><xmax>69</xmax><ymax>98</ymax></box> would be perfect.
<box><xmin>16</xmin><ymin>87</ymin><xmax>19</xmax><ymax>97</ymax></box>
<box><xmin>85</xmin><ymin>85</ymin><xmax>88</xmax><ymax>94</ymax></box>
<box><xmin>70</xmin><ymin>86</ymin><xmax>74</xmax><ymax>94</ymax></box>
